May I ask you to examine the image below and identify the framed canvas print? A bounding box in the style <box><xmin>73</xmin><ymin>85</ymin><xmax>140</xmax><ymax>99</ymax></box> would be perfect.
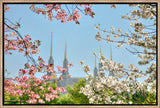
<box><xmin>0</xmin><ymin>0</ymin><xmax>159</xmax><ymax>108</ymax></box>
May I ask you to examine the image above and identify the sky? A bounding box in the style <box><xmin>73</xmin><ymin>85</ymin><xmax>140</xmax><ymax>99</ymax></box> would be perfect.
<box><xmin>4</xmin><ymin>4</ymin><xmax>155</xmax><ymax>82</ymax></box>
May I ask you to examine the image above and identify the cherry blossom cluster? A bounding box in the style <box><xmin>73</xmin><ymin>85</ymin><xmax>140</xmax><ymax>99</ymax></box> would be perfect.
<box><xmin>79</xmin><ymin>4</ymin><xmax>156</xmax><ymax>104</ymax></box>
<box><xmin>94</xmin><ymin>4</ymin><xmax>156</xmax><ymax>67</ymax></box>
<box><xmin>4</xmin><ymin>19</ymin><xmax>72</xmax><ymax>75</ymax></box>
<box><xmin>4</xmin><ymin>33</ymin><xmax>72</xmax><ymax>103</ymax></box>
<box><xmin>79</xmin><ymin>54</ymin><xmax>156</xmax><ymax>104</ymax></box>
<box><xmin>129</xmin><ymin>4</ymin><xmax>156</xmax><ymax>20</ymax></box>
<box><xmin>30</xmin><ymin>4</ymin><xmax>95</xmax><ymax>24</ymax></box>
<box><xmin>4</xmin><ymin>31</ymin><xmax>40</xmax><ymax>56</ymax></box>
<box><xmin>4</xmin><ymin>5</ymin><xmax>74</xmax><ymax>104</ymax></box>
<box><xmin>4</xmin><ymin>71</ymin><xmax>65</xmax><ymax>104</ymax></box>
<box><xmin>80</xmin><ymin>74</ymin><xmax>154</xmax><ymax>104</ymax></box>
<box><xmin>23</xmin><ymin>56</ymin><xmax>72</xmax><ymax>79</ymax></box>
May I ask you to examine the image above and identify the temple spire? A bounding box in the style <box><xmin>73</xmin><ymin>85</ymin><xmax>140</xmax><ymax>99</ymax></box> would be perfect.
<box><xmin>100</xmin><ymin>46</ymin><xmax>102</xmax><ymax>61</ymax></box>
<box><xmin>64</xmin><ymin>42</ymin><xmax>67</xmax><ymax>59</ymax></box>
<box><xmin>95</xmin><ymin>55</ymin><xmax>96</xmax><ymax>67</ymax></box>
<box><xmin>48</xmin><ymin>32</ymin><xmax>54</xmax><ymax>75</ymax></box>
<box><xmin>110</xmin><ymin>45</ymin><xmax>112</xmax><ymax>60</ymax></box>
<box><xmin>99</xmin><ymin>46</ymin><xmax>103</xmax><ymax>72</ymax></box>
<box><xmin>63</xmin><ymin>42</ymin><xmax>68</xmax><ymax>79</ymax></box>
<box><xmin>50</xmin><ymin>32</ymin><xmax>53</xmax><ymax>57</ymax></box>
<box><xmin>94</xmin><ymin>54</ymin><xmax>98</xmax><ymax>77</ymax></box>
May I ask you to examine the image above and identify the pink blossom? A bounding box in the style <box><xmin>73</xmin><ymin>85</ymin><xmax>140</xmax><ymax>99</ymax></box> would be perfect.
<box><xmin>13</xmin><ymin>25</ymin><xmax>18</xmax><ymax>30</ymax></box>
<box><xmin>84</xmin><ymin>7</ymin><xmax>92</xmax><ymax>15</ymax></box>
<box><xmin>35</xmin><ymin>94</ymin><xmax>40</xmax><ymax>99</ymax></box>
<box><xmin>40</xmin><ymin>86</ymin><xmax>44</xmax><ymax>90</ymax></box>
<box><xmin>25</xmin><ymin>35</ymin><xmax>31</xmax><ymax>40</ymax></box>
<box><xmin>67</xmin><ymin>15</ymin><xmax>73</xmax><ymax>23</ymax></box>
<box><xmin>47</xmin><ymin>65</ymin><xmax>54</xmax><ymax>73</ymax></box>
<box><xmin>18</xmin><ymin>48</ymin><xmax>24</xmax><ymax>53</ymax></box>
<box><xmin>73</xmin><ymin>9</ymin><xmax>81</xmax><ymax>21</ymax></box>
<box><xmin>31</xmin><ymin>49</ymin><xmax>39</xmax><ymax>55</ymax></box>
<box><xmin>42</xmin><ymin>75</ymin><xmax>49</xmax><ymax>81</ymax></box>
<box><xmin>38</xmin><ymin>56</ymin><xmax>43</xmax><ymax>62</ymax></box>
<box><xmin>24</xmin><ymin>63</ymin><xmax>30</xmax><ymax>69</ymax></box>
<box><xmin>79</xmin><ymin>4</ymin><xmax>84</xmax><ymax>7</ymax></box>
<box><xmin>68</xmin><ymin>62</ymin><xmax>73</xmax><ymax>68</ymax></box>
<box><xmin>4</xmin><ymin>4</ymin><xmax>10</xmax><ymax>12</ymax></box>
<box><xmin>25</xmin><ymin>89</ymin><xmax>30</xmax><ymax>94</ymax></box>
<box><xmin>56</xmin><ymin>87</ymin><xmax>65</xmax><ymax>93</ymax></box>
<box><xmin>28</xmin><ymin>65</ymin><xmax>37</xmax><ymax>74</ymax></box>
<box><xmin>61</xmin><ymin>68</ymin><xmax>67</xmax><ymax>73</ymax></box>
<box><xmin>24</xmin><ymin>50</ymin><xmax>30</xmax><ymax>56</ymax></box>
<box><xmin>36</xmin><ymin>78</ymin><xmax>42</xmax><ymax>85</ymax></box>
<box><xmin>12</xmin><ymin>32</ymin><xmax>17</xmax><ymax>37</ymax></box>
<box><xmin>30</xmin><ymin>91</ymin><xmax>35</xmax><ymax>94</ymax></box>
<box><xmin>59</xmin><ymin>87</ymin><xmax>65</xmax><ymax>92</ymax></box>
<box><xmin>26</xmin><ymin>98</ymin><xmax>37</xmax><ymax>104</ymax></box>
<box><xmin>48</xmin><ymin>86</ymin><xmax>53</xmax><ymax>91</ymax></box>
<box><xmin>55</xmin><ymin>9</ymin><xmax>67</xmax><ymax>23</ymax></box>
<box><xmin>56</xmin><ymin>66</ymin><xmax>62</xmax><ymax>72</ymax></box>
<box><xmin>19</xmin><ymin>75</ymin><xmax>28</xmax><ymax>82</ymax></box>
<box><xmin>45</xmin><ymin>95</ymin><xmax>51</xmax><ymax>102</ymax></box>
<box><xmin>45</xmin><ymin>7</ymin><xmax>50</xmax><ymax>11</ymax></box>
<box><xmin>48</xmin><ymin>76</ymin><xmax>52</xmax><ymax>80</ymax></box>
<box><xmin>29</xmin><ymin>4</ymin><xmax>35</xmax><ymax>11</ymax></box>
<box><xmin>35</xmin><ymin>40</ymin><xmax>41</xmax><ymax>46</ymax></box>
<box><xmin>51</xmin><ymin>72</ymin><xmax>56</xmax><ymax>76</ymax></box>
<box><xmin>41</xmin><ymin>11</ymin><xmax>46</xmax><ymax>15</ymax></box>
<box><xmin>38</xmin><ymin>99</ymin><xmax>45</xmax><ymax>104</ymax></box>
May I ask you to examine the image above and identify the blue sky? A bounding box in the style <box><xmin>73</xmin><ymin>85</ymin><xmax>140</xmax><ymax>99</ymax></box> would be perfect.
<box><xmin>4</xmin><ymin>4</ymin><xmax>153</xmax><ymax>81</ymax></box>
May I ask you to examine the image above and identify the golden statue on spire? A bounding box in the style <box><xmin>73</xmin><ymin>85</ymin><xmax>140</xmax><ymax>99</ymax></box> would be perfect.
<box><xmin>110</xmin><ymin>45</ymin><xmax>112</xmax><ymax>60</ymax></box>
<box><xmin>50</xmin><ymin>32</ymin><xmax>53</xmax><ymax>57</ymax></box>
<box><xmin>100</xmin><ymin>46</ymin><xmax>102</xmax><ymax>62</ymax></box>
<box><xmin>95</xmin><ymin>54</ymin><xmax>97</xmax><ymax>67</ymax></box>
<box><xmin>64</xmin><ymin>42</ymin><xmax>67</xmax><ymax>59</ymax></box>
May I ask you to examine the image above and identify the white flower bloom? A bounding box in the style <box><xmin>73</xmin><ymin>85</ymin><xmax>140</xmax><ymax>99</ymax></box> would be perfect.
<box><xmin>117</xmin><ymin>28</ymin><xmax>121</xmax><ymax>33</ymax></box>
<box><xmin>95</xmin><ymin>32</ymin><xmax>101</xmax><ymax>42</ymax></box>
<box><xmin>100</xmin><ymin>54</ymin><xmax>106</xmax><ymax>60</ymax></box>
<box><xmin>111</xmin><ymin>4</ymin><xmax>117</xmax><ymax>8</ymax></box>
<box><xmin>111</xmin><ymin>26</ymin><xmax>115</xmax><ymax>31</ymax></box>
<box><xmin>82</xmin><ymin>65</ymin><xmax>90</xmax><ymax>73</ymax></box>
<box><xmin>129</xmin><ymin>101</ymin><xmax>133</xmax><ymax>104</ymax></box>
<box><xmin>89</xmin><ymin>98</ymin><xmax>94</xmax><ymax>103</ymax></box>
<box><xmin>121</xmin><ymin>15</ymin><xmax>125</xmax><ymax>19</ymax></box>
<box><xmin>79</xmin><ymin>60</ymin><xmax>84</xmax><ymax>65</ymax></box>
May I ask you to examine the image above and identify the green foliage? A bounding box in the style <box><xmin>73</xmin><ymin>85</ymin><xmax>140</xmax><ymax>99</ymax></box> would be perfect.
<box><xmin>45</xmin><ymin>81</ymin><xmax>58</xmax><ymax>89</ymax></box>
<box><xmin>114</xmin><ymin>91</ymin><xmax>156</xmax><ymax>104</ymax></box>
<box><xmin>5</xmin><ymin>80</ymin><xmax>156</xmax><ymax>105</ymax></box>
<box><xmin>4</xmin><ymin>93</ymin><xmax>20</xmax><ymax>104</ymax></box>
<box><xmin>55</xmin><ymin>94</ymin><xmax>74</xmax><ymax>104</ymax></box>
<box><xmin>96</xmin><ymin>88</ymin><xmax>156</xmax><ymax>104</ymax></box>
<box><xmin>66</xmin><ymin>78</ymin><xmax>89</xmax><ymax>104</ymax></box>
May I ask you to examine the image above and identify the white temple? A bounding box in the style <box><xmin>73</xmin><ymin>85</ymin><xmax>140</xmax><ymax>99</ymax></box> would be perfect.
<box><xmin>47</xmin><ymin>32</ymin><xmax>82</xmax><ymax>88</ymax></box>
<box><xmin>47</xmin><ymin>32</ymin><xmax>114</xmax><ymax>88</ymax></box>
<box><xmin>94</xmin><ymin>46</ymin><xmax>114</xmax><ymax>77</ymax></box>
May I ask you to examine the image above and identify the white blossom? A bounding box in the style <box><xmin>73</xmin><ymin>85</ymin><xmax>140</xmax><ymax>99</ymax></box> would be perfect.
<box><xmin>82</xmin><ymin>65</ymin><xmax>90</xmax><ymax>73</ymax></box>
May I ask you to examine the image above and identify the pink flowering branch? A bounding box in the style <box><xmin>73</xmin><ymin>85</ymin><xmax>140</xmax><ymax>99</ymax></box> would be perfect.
<box><xmin>4</xmin><ymin>22</ymin><xmax>39</xmax><ymax>66</ymax></box>
<box><xmin>4</xmin><ymin>4</ymin><xmax>74</xmax><ymax>104</ymax></box>
<box><xmin>30</xmin><ymin>4</ymin><xmax>95</xmax><ymax>24</ymax></box>
<box><xmin>4</xmin><ymin>74</ymin><xmax>66</xmax><ymax>104</ymax></box>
